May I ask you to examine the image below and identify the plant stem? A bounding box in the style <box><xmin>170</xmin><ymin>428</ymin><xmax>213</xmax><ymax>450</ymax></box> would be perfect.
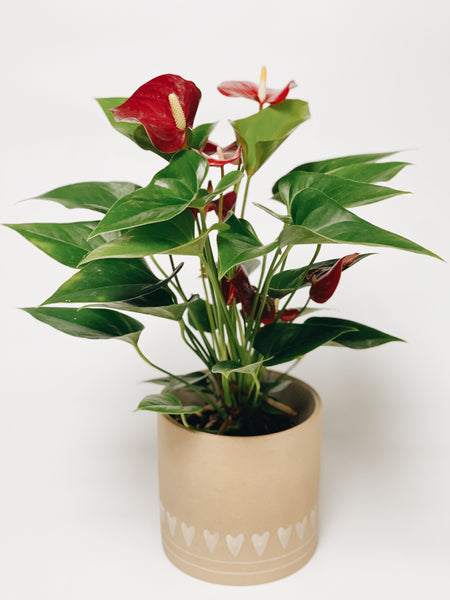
<box><xmin>276</xmin><ymin>244</ymin><xmax>321</xmax><ymax>323</ymax></box>
<box><xmin>240</xmin><ymin>177</ymin><xmax>252</xmax><ymax>219</ymax></box>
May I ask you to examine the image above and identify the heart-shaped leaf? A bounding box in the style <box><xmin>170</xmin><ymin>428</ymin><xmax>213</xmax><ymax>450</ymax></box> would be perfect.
<box><xmin>5</xmin><ymin>221</ymin><xmax>113</xmax><ymax>268</ymax></box>
<box><xmin>30</xmin><ymin>181</ymin><xmax>141</xmax><ymax>213</ymax></box>
<box><xmin>285</xmin><ymin>151</ymin><xmax>399</xmax><ymax>174</ymax></box>
<box><xmin>211</xmin><ymin>359</ymin><xmax>266</xmax><ymax>378</ymax></box>
<box><xmin>274</xmin><ymin>170</ymin><xmax>407</xmax><ymax>209</ymax></box>
<box><xmin>189</xmin><ymin>171</ymin><xmax>243</xmax><ymax>209</ymax></box>
<box><xmin>187</xmin><ymin>298</ymin><xmax>216</xmax><ymax>332</ymax></box>
<box><xmin>253</xmin><ymin>320</ymin><xmax>357</xmax><ymax>365</ymax></box>
<box><xmin>279</xmin><ymin>188</ymin><xmax>440</xmax><ymax>259</ymax></box>
<box><xmin>190</xmin><ymin>122</ymin><xmax>217</xmax><ymax>151</ymax></box>
<box><xmin>22</xmin><ymin>306</ymin><xmax>144</xmax><ymax>344</ymax></box>
<box><xmin>307</xmin><ymin>317</ymin><xmax>404</xmax><ymax>348</ymax></box>
<box><xmin>329</xmin><ymin>161</ymin><xmax>410</xmax><ymax>184</ymax></box>
<box><xmin>148</xmin><ymin>371</ymin><xmax>210</xmax><ymax>391</ymax></box>
<box><xmin>80</xmin><ymin>212</ymin><xmax>214</xmax><ymax>264</ymax></box>
<box><xmin>42</xmin><ymin>258</ymin><xmax>175</xmax><ymax>305</ymax></box>
<box><xmin>136</xmin><ymin>393</ymin><xmax>202</xmax><ymax>414</ymax></box>
<box><xmin>92</xmin><ymin>295</ymin><xmax>199</xmax><ymax>321</ymax></box>
<box><xmin>217</xmin><ymin>215</ymin><xmax>277</xmax><ymax>278</ymax></box>
<box><xmin>269</xmin><ymin>253</ymin><xmax>373</xmax><ymax>298</ymax></box>
<box><xmin>231</xmin><ymin>99</ymin><xmax>310</xmax><ymax>176</ymax></box>
<box><xmin>90</xmin><ymin>151</ymin><xmax>209</xmax><ymax>237</ymax></box>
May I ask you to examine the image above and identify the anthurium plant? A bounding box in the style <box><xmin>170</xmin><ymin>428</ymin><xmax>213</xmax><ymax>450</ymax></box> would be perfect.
<box><xmin>8</xmin><ymin>69</ymin><xmax>440</xmax><ymax>435</ymax></box>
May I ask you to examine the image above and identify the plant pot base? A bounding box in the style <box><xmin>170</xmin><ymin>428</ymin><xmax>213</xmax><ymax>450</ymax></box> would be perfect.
<box><xmin>158</xmin><ymin>375</ymin><xmax>321</xmax><ymax>585</ymax></box>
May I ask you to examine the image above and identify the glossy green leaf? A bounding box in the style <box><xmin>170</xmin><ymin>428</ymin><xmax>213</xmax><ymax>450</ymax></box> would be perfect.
<box><xmin>330</xmin><ymin>161</ymin><xmax>410</xmax><ymax>184</ymax></box>
<box><xmin>254</xmin><ymin>202</ymin><xmax>291</xmax><ymax>223</ymax></box>
<box><xmin>217</xmin><ymin>215</ymin><xmax>277</xmax><ymax>278</ymax></box>
<box><xmin>307</xmin><ymin>317</ymin><xmax>404</xmax><ymax>348</ymax></box>
<box><xmin>88</xmin><ymin>295</ymin><xmax>200</xmax><ymax>321</ymax></box>
<box><xmin>136</xmin><ymin>393</ymin><xmax>202</xmax><ymax>414</ymax></box>
<box><xmin>148</xmin><ymin>371</ymin><xmax>210</xmax><ymax>391</ymax></box>
<box><xmin>30</xmin><ymin>181</ymin><xmax>141</xmax><ymax>213</ymax></box>
<box><xmin>80</xmin><ymin>212</ymin><xmax>213</xmax><ymax>263</ymax></box>
<box><xmin>211</xmin><ymin>359</ymin><xmax>266</xmax><ymax>379</ymax></box>
<box><xmin>287</xmin><ymin>151</ymin><xmax>399</xmax><ymax>174</ymax></box>
<box><xmin>5</xmin><ymin>221</ymin><xmax>112</xmax><ymax>268</ymax></box>
<box><xmin>279</xmin><ymin>188</ymin><xmax>440</xmax><ymax>259</ymax></box>
<box><xmin>90</xmin><ymin>151</ymin><xmax>209</xmax><ymax>237</ymax></box>
<box><xmin>253</xmin><ymin>320</ymin><xmax>357</xmax><ymax>366</ymax></box>
<box><xmin>269</xmin><ymin>253</ymin><xmax>373</xmax><ymax>298</ymax></box>
<box><xmin>188</xmin><ymin>298</ymin><xmax>215</xmax><ymax>333</ymax></box>
<box><xmin>231</xmin><ymin>100</ymin><xmax>310</xmax><ymax>176</ymax></box>
<box><xmin>22</xmin><ymin>306</ymin><xmax>144</xmax><ymax>344</ymax></box>
<box><xmin>42</xmin><ymin>259</ymin><xmax>174</xmax><ymax>305</ymax></box>
<box><xmin>190</xmin><ymin>122</ymin><xmax>217</xmax><ymax>151</ymax></box>
<box><xmin>179</xmin><ymin>170</ymin><xmax>243</xmax><ymax>210</ymax></box>
<box><xmin>274</xmin><ymin>170</ymin><xmax>407</xmax><ymax>209</ymax></box>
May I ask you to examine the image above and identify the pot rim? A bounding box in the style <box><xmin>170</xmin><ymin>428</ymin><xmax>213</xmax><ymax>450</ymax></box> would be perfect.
<box><xmin>162</xmin><ymin>374</ymin><xmax>321</xmax><ymax>441</ymax></box>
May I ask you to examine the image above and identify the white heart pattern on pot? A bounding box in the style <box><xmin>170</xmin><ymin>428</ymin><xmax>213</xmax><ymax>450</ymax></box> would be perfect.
<box><xmin>295</xmin><ymin>517</ymin><xmax>307</xmax><ymax>541</ymax></box>
<box><xmin>203</xmin><ymin>529</ymin><xmax>219</xmax><ymax>553</ymax></box>
<box><xmin>277</xmin><ymin>525</ymin><xmax>292</xmax><ymax>549</ymax></box>
<box><xmin>251</xmin><ymin>532</ymin><xmax>270</xmax><ymax>557</ymax></box>
<box><xmin>181</xmin><ymin>522</ymin><xmax>195</xmax><ymax>547</ymax></box>
<box><xmin>166</xmin><ymin>512</ymin><xmax>177</xmax><ymax>537</ymax></box>
<box><xmin>226</xmin><ymin>533</ymin><xmax>244</xmax><ymax>557</ymax></box>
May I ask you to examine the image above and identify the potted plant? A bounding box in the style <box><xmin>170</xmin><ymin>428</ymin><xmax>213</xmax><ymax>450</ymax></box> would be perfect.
<box><xmin>6</xmin><ymin>69</ymin><xmax>440</xmax><ymax>585</ymax></box>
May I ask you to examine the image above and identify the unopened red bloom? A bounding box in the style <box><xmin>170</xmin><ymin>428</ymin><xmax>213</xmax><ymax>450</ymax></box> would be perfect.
<box><xmin>307</xmin><ymin>253</ymin><xmax>359</xmax><ymax>303</ymax></box>
<box><xmin>218</xmin><ymin>67</ymin><xmax>297</xmax><ymax>109</ymax></box>
<box><xmin>197</xmin><ymin>141</ymin><xmax>242</xmax><ymax>167</ymax></box>
<box><xmin>110</xmin><ymin>74</ymin><xmax>201</xmax><ymax>153</ymax></box>
<box><xmin>205</xmin><ymin>191</ymin><xmax>237</xmax><ymax>221</ymax></box>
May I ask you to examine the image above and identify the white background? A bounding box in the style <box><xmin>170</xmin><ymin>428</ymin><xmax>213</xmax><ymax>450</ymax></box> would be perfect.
<box><xmin>1</xmin><ymin>1</ymin><xmax>449</xmax><ymax>598</ymax></box>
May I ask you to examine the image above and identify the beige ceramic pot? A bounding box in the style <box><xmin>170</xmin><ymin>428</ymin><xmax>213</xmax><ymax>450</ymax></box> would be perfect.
<box><xmin>157</xmin><ymin>373</ymin><xmax>321</xmax><ymax>585</ymax></box>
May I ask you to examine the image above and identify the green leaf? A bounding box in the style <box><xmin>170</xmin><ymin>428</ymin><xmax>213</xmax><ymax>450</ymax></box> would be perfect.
<box><xmin>287</xmin><ymin>151</ymin><xmax>399</xmax><ymax>173</ymax></box>
<box><xmin>279</xmin><ymin>188</ymin><xmax>440</xmax><ymax>259</ymax></box>
<box><xmin>188</xmin><ymin>298</ymin><xmax>215</xmax><ymax>333</ymax></box>
<box><xmin>217</xmin><ymin>214</ymin><xmax>277</xmax><ymax>278</ymax></box>
<box><xmin>87</xmin><ymin>298</ymin><xmax>195</xmax><ymax>321</ymax></box>
<box><xmin>269</xmin><ymin>253</ymin><xmax>373</xmax><ymax>298</ymax></box>
<box><xmin>22</xmin><ymin>306</ymin><xmax>144</xmax><ymax>344</ymax></box>
<box><xmin>211</xmin><ymin>359</ymin><xmax>266</xmax><ymax>378</ymax></box>
<box><xmin>307</xmin><ymin>317</ymin><xmax>404</xmax><ymax>348</ymax></box>
<box><xmin>30</xmin><ymin>181</ymin><xmax>141</xmax><ymax>213</ymax></box>
<box><xmin>80</xmin><ymin>212</ymin><xmax>214</xmax><ymax>263</ymax></box>
<box><xmin>183</xmin><ymin>170</ymin><xmax>243</xmax><ymax>209</ymax></box>
<box><xmin>231</xmin><ymin>99</ymin><xmax>310</xmax><ymax>176</ymax></box>
<box><xmin>190</xmin><ymin>122</ymin><xmax>217</xmax><ymax>150</ymax></box>
<box><xmin>42</xmin><ymin>258</ymin><xmax>175</xmax><ymax>305</ymax></box>
<box><xmin>136</xmin><ymin>393</ymin><xmax>202</xmax><ymax>414</ymax></box>
<box><xmin>254</xmin><ymin>202</ymin><xmax>291</xmax><ymax>223</ymax></box>
<box><xmin>89</xmin><ymin>151</ymin><xmax>209</xmax><ymax>237</ymax></box>
<box><xmin>4</xmin><ymin>221</ymin><xmax>114</xmax><ymax>268</ymax></box>
<box><xmin>253</xmin><ymin>320</ymin><xmax>357</xmax><ymax>366</ymax></box>
<box><xmin>330</xmin><ymin>161</ymin><xmax>410</xmax><ymax>184</ymax></box>
<box><xmin>274</xmin><ymin>170</ymin><xmax>407</xmax><ymax>209</ymax></box>
<box><xmin>148</xmin><ymin>371</ymin><xmax>210</xmax><ymax>391</ymax></box>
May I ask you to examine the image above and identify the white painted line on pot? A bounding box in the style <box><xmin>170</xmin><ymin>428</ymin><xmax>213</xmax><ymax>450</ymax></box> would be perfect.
<box><xmin>162</xmin><ymin>530</ymin><xmax>317</xmax><ymax>565</ymax></box>
<box><xmin>163</xmin><ymin>540</ymin><xmax>317</xmax><ymax>577</ymax></box>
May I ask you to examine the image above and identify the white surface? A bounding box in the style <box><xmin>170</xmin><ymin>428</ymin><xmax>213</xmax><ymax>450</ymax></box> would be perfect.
<box><xmin>1</xmin><ymin>1</ymin><xmax>449</xmax><ymax>598</ymax></box>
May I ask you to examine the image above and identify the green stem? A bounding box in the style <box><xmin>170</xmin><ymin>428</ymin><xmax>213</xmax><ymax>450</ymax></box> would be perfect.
<box><xmin>276</xmin><ymin>244</ymin><xmax>321</xmax><ymax>323</ymax></box>
<box><xmin>240</xmin><ymin>177</ymin><xmax>252</xmax><ymax>219</ymax></box>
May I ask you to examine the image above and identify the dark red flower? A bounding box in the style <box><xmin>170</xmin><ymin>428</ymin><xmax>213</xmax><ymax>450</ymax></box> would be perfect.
<box><xmin>205</xmin><ymin>191</ymin><xmax>237</xmax><ymax>222</ymax></box>
<box><xmin>196</xmin><ymin>141</ymin><xmax>242</xmax><ymax>167</ymax></box>
<box><xmin>218</xmin><ymin>67</ymin><xmax>297</xmax><ymax>109</ymax></box>
<box><xmin>110</xmin><ymin>74</ymin><xmax>201</xmax><ymax>153</ymax></box>
<box><xmin>227</xmin><ymin>266</ymin><xmax>276</xmax><ymax>324</ymax></box>
<box><xmin>307</xmin><ymin>253</ymin><xmax>359</xmax><ymax>303</ymax></box>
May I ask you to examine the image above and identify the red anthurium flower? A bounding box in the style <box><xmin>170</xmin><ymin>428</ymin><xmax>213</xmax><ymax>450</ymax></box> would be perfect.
<box><xmin>218</xmin><ymin>67</ymin><xmax>297</xmax><ymax>109</ymax></box>
<box><xmin>205</xmin><ymin>191</ymin><xmax>237</xmax><ymax>222</ymax></box>
<box><xmin>308</xmin><ymin>253</ymin><xmax>359</xmax><ymax>304</ymax></box>
<box><xmin>197</xmin><ymin>141</ymin><xmax>242</xmax><ymax>167</ymax></box>
<box><xmin>110</xmin><ymin>74</ymin><xmax>201</xmax><ymax>153</ymax></box>
<box><xmin>226</xmin><ymin>266</ymin><xmax>277</xmax><ymax>325</ymax></box>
